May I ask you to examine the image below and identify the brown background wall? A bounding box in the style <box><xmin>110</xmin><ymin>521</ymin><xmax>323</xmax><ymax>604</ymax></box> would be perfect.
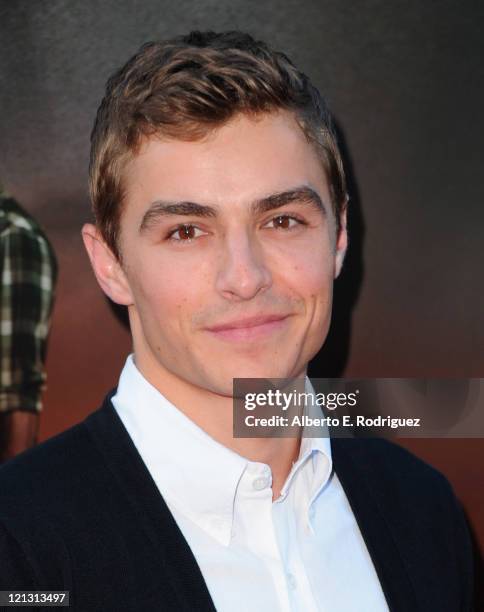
<box><xmin>1</xmin><ymin>0</ymin><xmax>483</xmax><ymax>568</ymax></box>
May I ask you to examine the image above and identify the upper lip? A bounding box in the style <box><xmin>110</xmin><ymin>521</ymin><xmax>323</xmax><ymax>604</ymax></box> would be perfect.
<box><xmin>206</xmin><ymin>313</ymin><xmax>291</xmax><ymax>332</ymax></box>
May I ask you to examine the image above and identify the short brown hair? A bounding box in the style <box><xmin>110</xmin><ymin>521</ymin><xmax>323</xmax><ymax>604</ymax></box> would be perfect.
<box><xmin>89</xmin><ymin>30</ymin><xmax>347</xmax><ymax>259</ymax></box>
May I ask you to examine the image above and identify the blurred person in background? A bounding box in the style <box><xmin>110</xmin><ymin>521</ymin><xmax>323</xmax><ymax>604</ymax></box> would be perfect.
<box><xmin>0</xmin><ymin>185</ymin><xmax>57</xmax><ymax>462</ymax></box>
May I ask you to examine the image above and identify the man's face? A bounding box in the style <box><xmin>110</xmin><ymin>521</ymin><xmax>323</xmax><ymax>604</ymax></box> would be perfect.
<box><xmin>115</xmin><ymin>110</ymin><xmax>346</xmax><ymax>396</ymax></box>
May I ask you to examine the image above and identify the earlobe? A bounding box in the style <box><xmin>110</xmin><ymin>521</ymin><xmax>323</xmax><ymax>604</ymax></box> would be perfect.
<box><xmin>81</xmin><ymin>224</ymin><xmax>134</xmax><ymax>306</ymax></box>
<box><xmin>334</xmin><ymin>203</ymin><xmax>348</xmax><ymax>279</ymax></box>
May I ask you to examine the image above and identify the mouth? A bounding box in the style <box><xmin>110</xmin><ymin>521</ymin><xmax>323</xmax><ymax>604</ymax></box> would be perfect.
<box><xmin>205</xmin><ymin>314</ymin><xmax>292</xmax><ymax>342</ymax></box>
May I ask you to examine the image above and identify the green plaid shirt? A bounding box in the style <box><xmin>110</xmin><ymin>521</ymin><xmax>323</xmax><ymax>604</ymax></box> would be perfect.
<box><xmin>0</xmin><ymin>193</ymin><xmax>57</xmax><ymax>413</ymax></box>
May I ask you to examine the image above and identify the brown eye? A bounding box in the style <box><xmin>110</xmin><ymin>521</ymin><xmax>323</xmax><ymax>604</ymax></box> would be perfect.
<box><xmin>178</xmin><ymin>225</ymin><xmax>196</xmax><ymax>240</ymax></box>
<box><xmin>274</xmin><ymin>216</ymin><xmax>291</xmax><ymax>229</ymax></box>
<box><xmin>169</xmin><ymin>224</ymin><xmax>205</xmax><ymax>241</ymax></box>
<box><xmin>267</xmin><ymin>215</ymin><xmax>302</xmax><ymax>230</ymax></box>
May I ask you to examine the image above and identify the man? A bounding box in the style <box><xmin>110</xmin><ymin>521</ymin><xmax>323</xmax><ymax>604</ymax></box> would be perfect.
<box><xmin>0</xmin><ymin>188</ymin><xmax>57</xmax><ymax>462</ymax></box>
<box><xmin>0</xmin><ymin>31</ymin><xmax>474</xmax><ymax>611</ymax></box>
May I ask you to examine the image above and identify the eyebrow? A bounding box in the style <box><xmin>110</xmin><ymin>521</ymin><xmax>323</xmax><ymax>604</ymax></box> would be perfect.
<box><xmin>139</xmin><ymin>185</ymin><xmax>326</xmax><ymax>232</ymax></box>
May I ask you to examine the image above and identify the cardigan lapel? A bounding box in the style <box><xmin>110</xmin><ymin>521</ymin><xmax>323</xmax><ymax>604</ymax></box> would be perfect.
<box><xmin>84</xmin><ymin>395</ymin><xmax>217</xmax><ymax>612</ymax></box>
<box><xmin>332</xmin><ymin>437</ymin><xmax>419</xmax><ymax>612</ymax></box>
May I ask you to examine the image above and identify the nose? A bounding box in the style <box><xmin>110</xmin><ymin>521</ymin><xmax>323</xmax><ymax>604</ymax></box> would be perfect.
<box><xmin>215</xmin><ymin>231</ymin><xmax>272</xmax><ymax>301</ymax></box>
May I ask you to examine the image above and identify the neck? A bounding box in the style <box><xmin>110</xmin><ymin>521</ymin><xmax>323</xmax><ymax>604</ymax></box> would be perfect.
<box><xmin>132</xmin><ymin>349</ymin><xmax>303</xmax><ymax>500</ymax></box>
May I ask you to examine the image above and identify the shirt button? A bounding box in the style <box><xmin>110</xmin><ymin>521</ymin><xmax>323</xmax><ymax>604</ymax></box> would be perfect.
<box><xmin>287</xmin><ymin>573</ymin><xmax>297</xmax><ymax>590</ymax></box>
<box><xmin>252</xmin><ymin>476</ymin><xmax>270</xmax><ymax>490</ymax></box>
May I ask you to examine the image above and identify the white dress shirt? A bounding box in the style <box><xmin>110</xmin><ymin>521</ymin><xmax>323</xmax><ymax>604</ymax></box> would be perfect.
<box><xmin>112</xmin><ymin>355</ymin><xmax>389</xmax><ymax>611</ymax></box>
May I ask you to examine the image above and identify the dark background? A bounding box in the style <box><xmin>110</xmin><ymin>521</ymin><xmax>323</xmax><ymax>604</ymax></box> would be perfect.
<box><xmin>1</xmin><ymin>0</ymin><xmax>483</xmax><ymax>580</ymax></box>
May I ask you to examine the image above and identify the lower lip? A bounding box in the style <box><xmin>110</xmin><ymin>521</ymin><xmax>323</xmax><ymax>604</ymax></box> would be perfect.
<box><xmin>207</xmin><ymin>317</ymin><xmax>290</xmax><ymax>342</ymax></box>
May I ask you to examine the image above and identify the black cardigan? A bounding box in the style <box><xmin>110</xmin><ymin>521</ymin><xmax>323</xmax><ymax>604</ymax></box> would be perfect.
<box><xmin>0</xmin><ymin>394</ymin><xmax>474</xmax><ymax>611</ymax></box>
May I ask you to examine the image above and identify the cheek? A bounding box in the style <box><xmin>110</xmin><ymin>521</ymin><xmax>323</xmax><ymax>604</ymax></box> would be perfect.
<box><xmin>129</xmin><ymin>255</ymin><xmax>209</xmax><ymax>330</ymax></box>
<box><xmin>276</xmin><ymin>239</ymin><xmax>334</xmax><ymax>299</ymax></box>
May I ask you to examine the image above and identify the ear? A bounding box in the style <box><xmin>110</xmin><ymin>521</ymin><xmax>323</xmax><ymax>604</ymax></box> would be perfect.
<box><xmin>334</xmin><ymin>201</ymin><xmax>348</xmax><ymax>279</ymax></box>
<box><xmin>81</xmin><ymin>224</ymin><xmax>134</xmax><ymax>306</ymax></box>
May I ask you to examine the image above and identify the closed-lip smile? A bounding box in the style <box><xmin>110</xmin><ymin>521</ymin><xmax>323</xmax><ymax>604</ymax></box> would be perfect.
<box><xmin>205</xmin><ymin>314</ymin><xmax>291</xmax><ymax>340</ymax></box>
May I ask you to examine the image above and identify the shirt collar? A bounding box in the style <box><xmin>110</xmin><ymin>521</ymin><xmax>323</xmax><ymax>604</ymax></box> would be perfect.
<box><xmin>113</xmin><ymin>356</ymin><xmax>332</xmax><ymax>545</ymax></box>
<box><xmin>278</xmin><ymin>378</ymin><xmax>333</xmax><ymax>509</ymax></box>
<box><xmin>113</xmin><ymin>355</ymin><xmax>248</xmax><ymax>546</ymax></box>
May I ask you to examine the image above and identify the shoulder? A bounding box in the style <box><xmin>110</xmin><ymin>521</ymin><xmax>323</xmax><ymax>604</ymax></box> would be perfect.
<box><xmin>332</xmin><ymin>436</ymin><xmax>473</xmax><ymax>556</ymax></box>
<box><xmin>331</xmin><ymin>437</ymin><xmax>470</xmax><ymax>545</ymax></box>
<box><xmin>0</xmin><ymin>197</ymin><xmax>57</xmax><ymax>272</ymax></box>
<box><xmin>0</xmin><ymin>400</ymin><xmax>123</xmax><ymax>525</ymax></box>
<box><xmin>0</xmin><ymin>419</ymin><xmax>103</xmax><ymax>588</ymax></box>
<box><xmin>0</xmin><ymin>417</ymin><xmax>100</xmax><ymax>511</ymax></box>
<box><xmin>0</xmin><ymin>394</ymin><xmax>121</xmax><ymax>515</ymax></box>
<box><xmin>1</xmin><ymin>197</ymin><xmax>38</xmax><ymax>236</ymax></box>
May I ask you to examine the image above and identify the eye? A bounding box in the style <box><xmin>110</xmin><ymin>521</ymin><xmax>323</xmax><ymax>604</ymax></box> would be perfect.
<box><xmin>167</xmin><ymin>224</ymin><xmax>207</xmax><ymax>241</ymax></box>
<box><xmin>263</xmin><ymin>215</ymin><xmax>306</xmax><ymax>230</ymax></box>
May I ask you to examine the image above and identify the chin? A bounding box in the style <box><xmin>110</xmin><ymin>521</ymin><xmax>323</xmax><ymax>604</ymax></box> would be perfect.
<box><xmin>208</xmin><ymin>361</ymin><xmax>299</xmax><ymax>393</ymax></box>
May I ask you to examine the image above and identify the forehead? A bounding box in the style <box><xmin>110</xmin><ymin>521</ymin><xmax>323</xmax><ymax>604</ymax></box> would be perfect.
<box><xmin>122</xmin><ymin>110</ymin><xmax>330</xmax><ymax>215</ymax></box>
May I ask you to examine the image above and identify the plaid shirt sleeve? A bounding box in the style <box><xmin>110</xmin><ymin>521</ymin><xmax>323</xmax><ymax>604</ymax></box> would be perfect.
<box><xmin>0</xmin><ymin>209</ymin><xmax>57</xmax><ymax>413</ymax></box>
